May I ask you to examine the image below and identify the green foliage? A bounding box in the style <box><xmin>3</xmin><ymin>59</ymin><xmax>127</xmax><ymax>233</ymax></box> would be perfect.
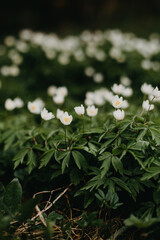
<box><xmin>0</xmin><ymin>178</ymin><xmax>39</xmax><ymax>233</ymax></box>
<box><xmin>1</xmin><ymin>29</ymin><xmax>160</xmax><ymax>238</ymax></box>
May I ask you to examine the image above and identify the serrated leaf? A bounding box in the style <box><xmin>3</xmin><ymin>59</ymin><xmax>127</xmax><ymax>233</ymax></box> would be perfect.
<box><xmin>3</xmin><ymin>178</ymin><xmax>22</xmax><ymax>215</ymax></box>
<box><xmin>27</xmin><ymin>149</ymin><xmax>37</xmax><ymax>174</ymax></box>
<box><xmin>112</xmin><ymin>156</ymin><xmax>123</xmax><ymax>175</ymax></box>
<box><xmin>111</xmin><ymin>177</ymin><xmax>131</xmax><ymax>193</ymax></box>
<box><xmin>100</xmin><ymin>153</ymin><xmax>112</xmax><ymax>178</ymax></box>
<box><xmin>62</xmin><ymin>152</ymin><xmax>70</xmax><ymax>173</ymax></box>
<box><xmin>13</xmin><ymin>148</ymin><xmax>29</xmax><ymax>169</ymax></box>
<box><xmin>150</xmin><ymin>128</ymin><xmax>160</xmax><ymax>146</ymax></box>
<box><xmin>72</xmin><ymin>151</ymin><xmax>85</xmax><ymax>169</ymax></box>
<box><xmin>39</xmin><ymin>149</ymin><xmax>54</xmax><ymax>168</ymax></box>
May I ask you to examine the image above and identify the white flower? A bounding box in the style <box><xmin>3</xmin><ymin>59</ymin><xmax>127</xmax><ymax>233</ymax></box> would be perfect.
<box><xmin>14</xmin><ymin>97</ymin><xmax>24</xmax><ymax>108</ymax></box>
<box><xmin>5</xmin><ymin>99</ymin><xmax>16</xmax><ymax>111</ymax></box>
<box><xmin>152</xmin><ymin>87</ymin><xmax>160</xmax><ymax>98</ymax></box>
<box><xmin>47</xmin><ymin>85</ymin><xmax>57</xmax><ymax>96</ymax></box>
<box><xmin>41</xmin><ymin>108</ymin><xmax>55</xmax><ymax>120</ymax></box>
<box><xmin>58</xmin><ymin>54</ymin><xmax>70</xmax><ymax>65</ymax></box>
<box><xmin>56</xmin><ymin>109</ymin><xmax>64</xmax><ymax>119</ymax></box>
<box><xmin>104</xmin><ymin>91</ymin><xmax>114</xmax><ymax>103</ymax></box>
<box><xmin>9</xmin><ymin>65</ymin><xmax>20</xmax><ymax>76</ymax></box>
<box><xmin>84</xmin><ymin>66</ymin><xmax>95</xmax><ymax>77</ymax></box>
<box><xmin>28</xmin><ymin>99</ymin><xmax>44</xmax><ymax>114</ymax></box>
<box><xmin>84</xmin><ymin>98</ymin><xmax>94</xmax><ymax>106</ymax></box>
<box><xmin>34</xmin><ymin>98</ymin><xmax>45</xmax><ymax>109</ymax></box>
<box><xmin>142</xmin><ymin>100</ymin><xmax>154</xmax><ymax>111</ymax></box>
<box><xmin>120</xmin><ymin>76</ymin><xmax>131</xmax><ymax>86</ymax></box>
<box><xmin>53</xmin><ymin>94</ymin><xmax>64</xmax><ymax>105</ymax></box>
<box><xmin>4</xmin><ymin>36</ymin><xmax>16</xmax><ymax>47</ymax></box>
<box><xmin>111</xmin><ymin>84</ymin><xmax>125</xmax><ymax>95</ymax></box>
<box><xmin>1</xmin><ymin>66</ymin><xmax>10</xmax><ymax>76</ymax></box>
<box><xmin>74</xmin><ymin>104</ymin><xmax>85</xmax><ymax>115</ymax></box>
<box><xmin>93</xmin><ymin>73</ymin><xmax>104</xmax><ymax>83</ymax></box>
<box><xmin>113</xmin><ymin>109</ymin><xmax>125</xmax><ymax>120</ymax></box>
<box><xmin>141</xmin><ymin>83</ymin><xmax>154</xmax><ymax>95</ymax></box>
<box><xmin>121</xmin><ymin>100</ymin><xmax>129</xmax><ymax>109</ymax></box>
<box><xmin>60</xmin><ymin>112</ymin><xmax>73</xmax><ymax>125</ymax></box>
<box><xmin>122</xmin><ymin>87</ymin><xmax>133</xmax><ymax>97</ymax></box>
<box><xmin>56</xmin><ymin>86</ymin><xmax>68</xmax><ymax>97</ymax></box>
<box><xmin>112</xmin><ymin>95</ymin><xmax>124</xmax><ymax>108</ymax></box>
<box><xmin>86</xmin><ymin>105</ymin><xmax>98</xmax><ymax>117</ymax></box>
<box><xmin>94</xmin><ymin>94</ymin><xmax>105</xmax><ymax>106</ymax></box>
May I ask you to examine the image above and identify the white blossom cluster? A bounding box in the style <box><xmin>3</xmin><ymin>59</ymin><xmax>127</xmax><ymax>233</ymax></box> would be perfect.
<box><xmin>1</xmin><ymin>29</ymin><xmax>160</xmax><ymax>80</ymax></box>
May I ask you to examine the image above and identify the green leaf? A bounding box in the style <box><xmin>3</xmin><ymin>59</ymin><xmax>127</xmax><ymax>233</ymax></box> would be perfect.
<box><xmin>39</xmin><ymin>149</ymin><xmax>54</xmax><ymax>168</ymax></box>
<box><xmin>88</xmin><ymin>142</ymin><xmax>98</xmax><ymax>155</ymax></box>
<box><xmin>55</xmin><ymin>150</ymin><xmax>68</xmax><ymax>161</ymax></box>
<box><xmin>112</xmin><ymin>156</ymin><xmax>123</xmax><ymax>175</ymax></box>
<box><xmin>69</xmin><ymin>169</ymin><xmax>82</xmax><ymax>185</ymax></box>
<box><xmin>129</xmin><ymin>150</ymin><xmax>145</xmax><ymax>168</ymax></box>
<box><xmin>150</xmin><ymin>128</ymin><xmax>160</xmax><ymax>146</ymax></box>
<box><xmin>124</xmin><ymin>214</ymin><xmax>160</xmax><ymax>228</ymax></box>
<box><xmin>13</xmin><ymin>148</ymin><xmax>29</xmax><ymax>169</ymax></box>
<box><xmin>111</xmin><ymin>177</ymin><xmax>131</xmax><ymax>193</ymax></box>
<box><xmin>3</xmin><ymin>178</ymin><xmax>22</xmax><ymax>215</ymax></box>
<box><xmin>99</xmin><ymin>152</ymin><xmax>112</xmax><ymax>178</ymax></box>
<box><xmin>17</xmin><ymin>197</ymin><xmax>40</xmax><ymax>223</ymax></box>
<box><xmin>72</xmin><ymin>151</ymin><xmax>86</xmax><ymax>169</ymax></box>
<box><xmin>62</xmin><ymin>152</ymin><xmax>70</xmax><ymax>173</ymax></box>
<box><xmin>0</xmin><ymin>216</ymin><xmax>12</xmax><ymax>231</ymax></box>
<box><xmin>137</xmin><ymin>129</ymin><xmax>147</xmax><ymax>141</ymax></box>
<box><xmin>27</xmin><ymin>149</ymin><xmax>37</xmax><ymax>174</ymax></box>
<box><xmin>141</xmin><ymin>167</ymin><xmax>160</xmax><ymax>180</ymax></box>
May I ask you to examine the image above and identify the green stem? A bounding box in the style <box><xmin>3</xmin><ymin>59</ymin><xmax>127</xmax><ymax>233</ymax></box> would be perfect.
<box><xmin>65</xmin><ymin>126</ymin><xmax>67</xmax><ymax>148</ymax></box>
<box><xmin>82</xmin><ymin>114</ymin><xmax>85</xmax><ymax>134</ymax></box>
<box><xmin>38</xmin><ymin>119</ymin><xmax>44</xmax><ymax>134</ymax></box>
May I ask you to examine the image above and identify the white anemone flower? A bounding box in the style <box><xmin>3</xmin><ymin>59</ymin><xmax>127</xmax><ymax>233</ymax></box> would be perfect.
<box><xmin>93</xmin><ymin>73</ymin><xmax>104</xmax><ymax>83</ymax></box>
<box><xmin>113</xmin><ymin>109</ymin><xmax>125</xmax><ymax>120</ymax></box>
<box><xmin>60</xmin><ymin>112</ymin><xmax>73</xmax><ymax>125</ymax></box>
<box><xmin>142</xmin><ymin>100</ymin><xmax>154</xmax><ymax>111</ymax></box>
<box><xmin>5</xmin><ymin>99</ymin><xmax>16</xmax><ymax>111</ymax></box>
<box><xmin>112</xmin><ymin>95</ymin><xmax>124</xmax><ymax>108</ymax></box>
<box><xmin>86</xmin><ymin>105</ymin><xmax>98</xmax><ymax>117</ymax></box>
<box><xmin>111</xmin><ymin>83</ymin><xmax>125</xmax><ymax>95</ymax></box>
<box><xmin>141</xmin><ymin>83</ymin><xmax>154</xmax><ymax>95</ymax></box>
<box><xmin>47</xmin><ymin>85</ymin><xmax>57</xmax><ymax>96</ymax></box>
<box><xmin>74</xmin><ymin>104</ymin><xmax>85</xmax><ymax>115</ymax></box>
<box><xmin>14</xmin><ymin>97</ymin><xmax>24</xmax><ymax>108</ymax></box>
<box><xmin>122</xmin><ymin>87</ymin><xmax>133</xmax><ymax>97</ymax></box>
<box><xmin>28</xmin><ymin>99</ymin><xmax>44</xmax><ymax>114</ymax></box>
<box><xmin>56</xmin><ymin>109</ymin><xmax>64</xmax><ymax>119</ymax></box>
<box><xmin>121</xmin><ymin>100</ymin><xmax>129</xmax><ymax>109</ymax></box>
<box><xmin>84</xmin><ymin>98</ymin><xmax>94</xmax><ymax>106</ymax></box>
<box><xmin>84</xmin><ymin>66</ymin><xmax>95</xmax><ymax>77</ymax></box>
<box><xmin>152</xmin><ymin>87</ymin><xmax>160</xmax><ymax>99</ymax></box>
<box><xmin>56</xmin><ymin>86</ymin><xmax>68</xmax><ymax>97</ymax></box>
<box><xmin>41</xmin><ymin>108</ymin><xmax>55</xmax><ymax>120</ymax></box>
<box><xmin>53</xmin><ymin>94</ymin><xmax>64</xmax><ymax>105</ymax></box>
<box><xmin>120</xmin><ymin>76</ymin><xmax>131</xmax><ymax>86</ymax></box>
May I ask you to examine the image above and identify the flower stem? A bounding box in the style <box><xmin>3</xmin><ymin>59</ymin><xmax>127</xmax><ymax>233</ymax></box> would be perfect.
<box><xmin>82</xmin><ymin>115</ymin><xmax>85</xmax><ymax>134</ymax></box>
<box><xmin>65</xmin><ymin>126</ymin><xmax>67</xmax><ymax>148</ymax></box>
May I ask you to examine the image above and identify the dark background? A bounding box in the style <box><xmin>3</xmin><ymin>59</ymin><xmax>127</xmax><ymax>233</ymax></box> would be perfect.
<box><xmin>1</xmin><ymin>0</ymin><xmax>160</xmax><ymax>36</ymax></box>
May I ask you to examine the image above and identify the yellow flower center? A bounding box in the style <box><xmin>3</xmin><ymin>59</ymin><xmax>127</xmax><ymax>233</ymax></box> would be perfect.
<box><xmin>64</xmin><ymin>117</ymin><xmax>70</xmax><ymax>123</ymax></box>
<box><xmin>89</xmin><ymin>110</ymin><xmax>94</xmax><ymax>114</ymax></box>
<box><xmin>115</xmin><ymin>100</ymin><xmax>120</xmax><ymax>106</ymax></box>
<box><xmin>31</xmin><ymin>105</ymin><xmax>36</xmax><ymax>111</ymax></box>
